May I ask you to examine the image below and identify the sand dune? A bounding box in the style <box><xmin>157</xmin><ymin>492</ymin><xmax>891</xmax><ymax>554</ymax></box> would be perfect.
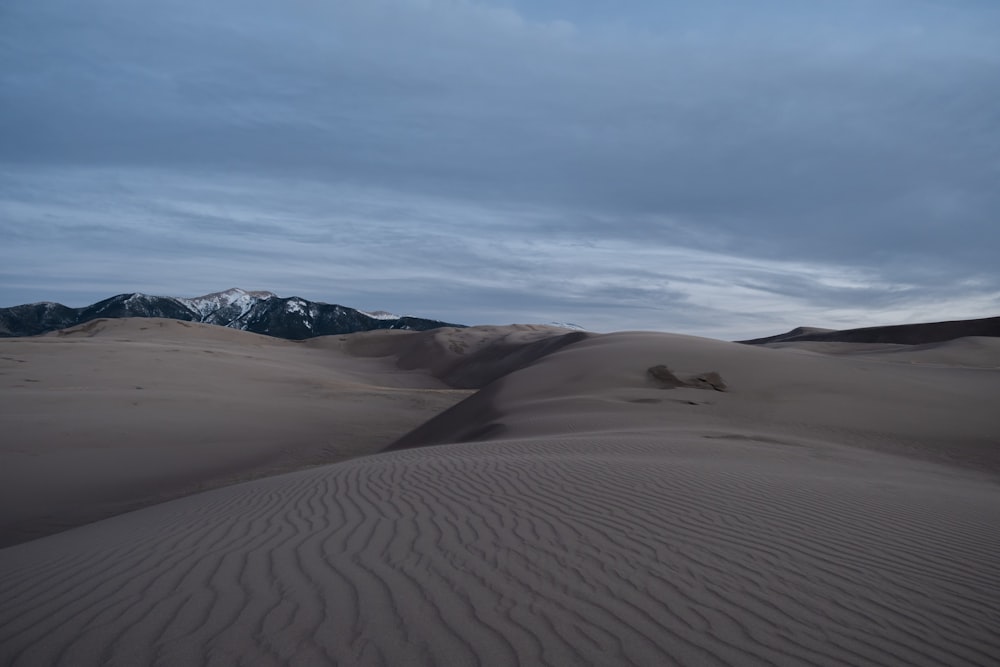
<box><xmin>1</xmin><ymin>323</ymin><xmax>999</xmax><ymax>665</ymax></box>
<box><xmin>0</xmin><ymin>318</ymin><xmax>487</xmax><ymax>546</ymax></box>
<box><xmin>766</xmin><ymin>336</ymin><xmax>1000</xmax><ymax>368</ymax></box>
<box><xmin>740</xmin><ymin>315</ymin><xmax>1000</xmax><ymax>345</ymax></box>
<box><xmin>3</xmin><ymin>436</ymin><xmax>998</xmax><ymax>666</ymax></box>
<box><xmin>390</xmin><ymin>331</ymin><xmax>1000</xmax><ymax>473</ymax></box>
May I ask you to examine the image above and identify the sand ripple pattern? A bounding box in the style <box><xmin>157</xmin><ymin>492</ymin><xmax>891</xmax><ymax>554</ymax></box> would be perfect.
<box><xmin>2</xmin><ymin>437</ymin><xmax>999</xmax><ymax>666</ymax></box>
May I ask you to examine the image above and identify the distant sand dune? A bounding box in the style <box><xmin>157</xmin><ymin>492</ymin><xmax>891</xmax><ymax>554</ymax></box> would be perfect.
<box><xmin>768</xmin><ymin>336</ymin><xmax>1000</xmax><ymax>368</ymax></box>
<box><xmin>1</xmin><ymin>321</ymin><xmax>999</xmax><ymax>665</ymax></box>
<box><xmin>740</xmin><ymin>315</ymin><xmax>1000</xmax><ymax>345</ymax></box>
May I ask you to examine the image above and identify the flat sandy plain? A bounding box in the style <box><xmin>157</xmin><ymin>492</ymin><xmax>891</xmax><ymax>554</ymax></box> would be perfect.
<box><xmin>1</xmin><ymin>318</ymin><xmax>998</xmax><ymax>666</ymax></box>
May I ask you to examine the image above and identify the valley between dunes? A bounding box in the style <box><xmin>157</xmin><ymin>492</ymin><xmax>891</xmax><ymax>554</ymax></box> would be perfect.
<box><xmin>1</xmin><ymin>317</ymin><xmax>999</xmax><ymax>666</ymax></box>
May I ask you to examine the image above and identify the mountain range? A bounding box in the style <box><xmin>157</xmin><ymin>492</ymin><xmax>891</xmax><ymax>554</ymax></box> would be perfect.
<box><xmin>4</xmin><ymin>287</ymin><xmax>996</xmax><ymax>345</ymax></box>
<box><xmin>0</xmin><ymin>288</ymin><xmax>462</xmax><ymax>339</ymax></box>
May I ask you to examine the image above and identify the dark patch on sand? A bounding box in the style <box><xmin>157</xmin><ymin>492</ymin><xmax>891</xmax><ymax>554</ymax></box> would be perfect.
<box><xmin>647</xmin><ymin>365</ymin><xmax>728</xmax><ymax>391</ymax></box>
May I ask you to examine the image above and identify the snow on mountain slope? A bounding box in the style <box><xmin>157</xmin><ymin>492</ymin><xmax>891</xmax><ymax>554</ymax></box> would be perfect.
<box><xmin>359</xmin><ymin>309</ymin><xmax>401</xmax><ymax>320</ymax></box>
<box><xmin>177</xmin><ymin>288</ymin><xmax>277</xmax><ymax>326</ymax></box>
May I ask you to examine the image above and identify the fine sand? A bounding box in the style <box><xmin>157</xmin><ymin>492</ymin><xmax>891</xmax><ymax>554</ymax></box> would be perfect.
<box><xmin>1</xmin><ymin>321</ymin><xmax>999</xmax><ymax>665</ymax></box>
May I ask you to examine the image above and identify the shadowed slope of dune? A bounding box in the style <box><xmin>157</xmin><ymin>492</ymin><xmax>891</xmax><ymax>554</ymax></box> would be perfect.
<box><xmin>340</xmin><ymin>325</ymin><xmax>591</xmax><ymax>388</ymax></box>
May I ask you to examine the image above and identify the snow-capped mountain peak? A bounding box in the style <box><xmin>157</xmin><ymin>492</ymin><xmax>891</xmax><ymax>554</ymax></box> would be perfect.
<box><xmin>0</xmin><ymin>289</ymin><xmax>464</xmax><ymax>339</ymax></box>
<box><xmin>177</xmin><ymin>288</ymin><xmax>276</xmax><ymax>325</ymax></box>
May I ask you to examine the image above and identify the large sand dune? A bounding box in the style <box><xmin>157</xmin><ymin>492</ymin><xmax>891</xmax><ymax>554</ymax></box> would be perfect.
<box><xmin>390</xmin><ymin>331</ymin><xmax>1000</xmax><ymax>473</ymax></box>
<box><xmin>0</xmin><ymin>318</ymin><xmax>484</xmax><ymax>545</ymax></box>
<box><xmin>1</xmin><ymin>322</ymin><xmax>999</xmax><ymax>665</ymax></box>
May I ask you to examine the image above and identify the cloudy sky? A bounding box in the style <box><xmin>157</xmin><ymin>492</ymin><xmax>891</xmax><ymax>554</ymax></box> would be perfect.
<box><xmin>1</xmin><ymin>0</ymin><xmax>998</xmax><ymax>338</ymax></box>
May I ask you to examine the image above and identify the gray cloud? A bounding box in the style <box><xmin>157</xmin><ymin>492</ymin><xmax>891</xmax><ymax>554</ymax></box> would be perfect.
<box><xmin>1</xmin><ymin>0</ymin><xmax>998</xmax><ymax>338</ymax></box>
